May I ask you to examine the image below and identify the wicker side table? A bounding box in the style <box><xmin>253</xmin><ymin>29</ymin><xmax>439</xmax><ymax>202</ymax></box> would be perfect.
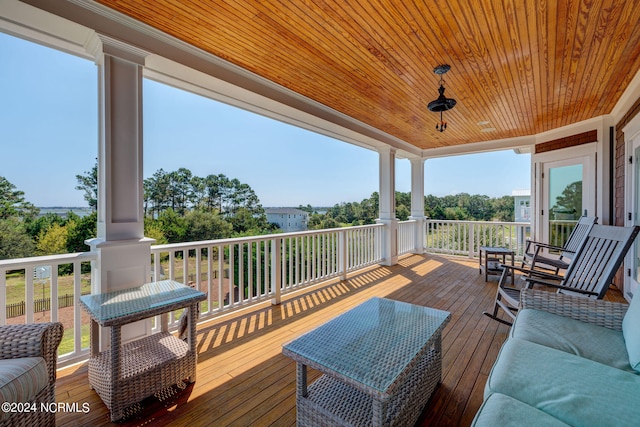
<box><xmin>283</xmin><ymin>298</ymin><xmax>450</xmax><ymax>427</ymax></box>
<box><xmin>80</xmin><ymin>280</ymin><xmax>206</xmax><ymax>421</ymax></box>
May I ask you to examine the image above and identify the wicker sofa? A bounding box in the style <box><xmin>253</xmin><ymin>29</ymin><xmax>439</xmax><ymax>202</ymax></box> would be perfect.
<box><xmin>472</xmin><ymin>289</ymin><xmax>640</xmax><ymax>426</ymax></box>
<box><xmin>0</xmin><ymin>322</ymin><xmax>64</xmax><ymax>427</ymax></box>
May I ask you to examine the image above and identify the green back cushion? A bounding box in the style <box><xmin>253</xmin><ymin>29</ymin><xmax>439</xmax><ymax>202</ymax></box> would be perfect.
<box><xmin>623</xmin><ymin>294</ymin><xmax>640</xmax><ymax>372</ymax></box>
<box><xmin>512</xmin><ymin>308</ymin><xmax>633</xmax><ymax>372</ymax></box>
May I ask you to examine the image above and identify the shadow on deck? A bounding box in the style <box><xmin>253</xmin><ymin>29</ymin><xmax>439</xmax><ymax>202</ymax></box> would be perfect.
<box><xmin>54</xmin><ymin>253</ymin><xmax>626</xmax><ymax>426</ymax></box>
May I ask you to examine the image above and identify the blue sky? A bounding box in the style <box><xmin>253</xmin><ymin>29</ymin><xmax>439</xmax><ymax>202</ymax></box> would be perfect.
<box><xmin>0</xmin><ymin>32</ymin><xmax>530</xmax><ymax>208</ymax></box>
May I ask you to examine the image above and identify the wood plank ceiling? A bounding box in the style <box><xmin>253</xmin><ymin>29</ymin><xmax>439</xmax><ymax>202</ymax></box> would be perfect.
<box><xmin>95</xmin><ymin>0</ymin><xmax>640</xmax><ymax>150</ymax></box>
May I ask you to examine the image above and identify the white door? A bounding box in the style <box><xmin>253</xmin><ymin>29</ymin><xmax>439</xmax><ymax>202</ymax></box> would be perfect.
<box><xmin>541</xmin><ymin>154</ymin><xmax>594</xmax><ymax>249</ymax></box>
<box><xmin>625</xmin><ymin>140</ymin><xmax>640</xmax><ymax>299</ymax></box>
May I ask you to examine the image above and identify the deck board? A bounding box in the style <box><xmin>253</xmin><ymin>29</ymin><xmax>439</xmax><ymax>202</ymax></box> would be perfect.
<box><xmin>54</xmin><ymin>254</ymin><xmax>627</xmax><ymax>427</ymax></box>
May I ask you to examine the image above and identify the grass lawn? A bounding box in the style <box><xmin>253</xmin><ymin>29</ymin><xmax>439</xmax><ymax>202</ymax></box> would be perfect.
<box><xmin>58</xmin><ymin>323</ymin><xmax>90</xmax><ymax>356</ymax></box>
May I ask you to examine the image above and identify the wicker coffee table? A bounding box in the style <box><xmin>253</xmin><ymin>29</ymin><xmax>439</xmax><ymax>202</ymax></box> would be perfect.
<box><xmin>283</xmin><ymin>297</ymin><xmax>450</xmax><ymax>427</ymax></box>
<box><xmin>80</xmin><ymin>280</ymin><xmax>206</xmax><ymax>421</ymax></box>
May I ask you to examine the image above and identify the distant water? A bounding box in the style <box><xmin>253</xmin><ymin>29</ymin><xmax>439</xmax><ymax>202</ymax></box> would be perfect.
<box><xmin>38</xmin><ymin>207</ymin><xmax>93</xmax><ymax>218</ymax></box>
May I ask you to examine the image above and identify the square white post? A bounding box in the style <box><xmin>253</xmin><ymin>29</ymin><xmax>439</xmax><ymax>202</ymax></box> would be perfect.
<box><xmin>408</xmin><ymin>157</ymin><xmax>426</xmax><ymax>254</ymax></box>
<box><xmin>86</xmin><ymin>34</ymin><xmax>154</xmax><ymax>349</ymax></box>
<box><xmin>377</xmin><ymin>148</ymin><xmax>399</xmax><ymax>266</ymax></box>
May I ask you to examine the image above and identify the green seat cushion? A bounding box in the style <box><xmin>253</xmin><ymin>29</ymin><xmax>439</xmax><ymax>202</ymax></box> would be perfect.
<box><xmin>0</xmin><ymin>357</ymin><xmax>49</xmax><ymax>422</ymax></box>
<box><xmin>622</xmin><ymin>294</ymin><xmax>640</xmax><ymax>373</ymax></box>
<box><xmin>472</xmin><ymin>393</ymin><xmax>570</xmax><ymax>427</ymax></box>
<box><xmin>512</xmin><ymin>308</ymin><xmax>634</xmax><ymax>373</ymax></box>
<box><xmin>486</xmin><ymin>338</ymin><xmax>640</xmax><ymax>427</ymax></box>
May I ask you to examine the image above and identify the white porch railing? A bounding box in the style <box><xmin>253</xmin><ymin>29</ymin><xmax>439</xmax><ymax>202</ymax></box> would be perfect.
<box><xmin>1</xmin><ymin>219</ymin><xmax>552</xmax><ymax>367</ymax></box>
<box><xmin>150</xmin><ymin>224</ymin><xmax>384</xmax><ymax>325</ymax></box>
<box><xmin>398</xmin><ymin>219</ymin><xmax>417</xmax><ymax>256</ymax></box>
<box><xmin>0</xmin><ymin>224</ymin><xmax>384</xmax><ymax>367</ymax></box>
<box><xmin>0</xmin><ymin>252</ymin><xmax>96</xmax><ymax>366</ymax></box>
<box><xmin>425</xmin><ymin>220</ymin><xmax>531</xmax><ymax>258</ymax></box>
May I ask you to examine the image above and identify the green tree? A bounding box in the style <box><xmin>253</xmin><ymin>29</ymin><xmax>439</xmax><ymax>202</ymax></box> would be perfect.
<box><xmin>66</xmin><ymin>212</ymin><xmax>97</xmax><ymax>253</ymax></box>
<box><xmin>144</xmin><ymin>168</ymin><xmax>171</xmax><ymax>217</ymax></box>
<box><xmin>158</xmin><ymin>209</ymin><xmax>187</xmax><ymax>243</ymax></box>
<box><xmin>0</xmin><ymin>218</ymin><xmax>35</xmax><ymax>259</ymax></box>
<box><xmin>226</xmin><ymin>178</ymin><xmax>264</xmax><ymax>216</ymax></box>
<box><xmin>75</xmin><ymin>162</ymin><xmax>98</xmax><ymax>211</ymax></box>
<box><xmin>552</xmin><ymin>181</ymin><xmax>582</xmax><ymax>219</ymax></box>
<box><xmin>183</xmin><ymin>210</ymin><xmax>232</xmax><ymax>242</ymax></box>
<box><xmin>201</xmin><ymin>173</ymin><xmax>225</xmax><ymax>212</ymax></box>
<box><xmin>36</xmin><ymin>223</ymin><xmax>70</xmax><ymax>255</ymax></box>
<box><xmin>228</xmin><ymin>207</ymin><xmax>270</xmax><ymax>235</ymax></box>
<box><xmin>395</xmin><ymin>192</ymin><xmax>411</xmax><ymax>212</ymax></box>
<box><xmin>396</xmin><ymin>204</ymin><xmax>410</xmax><ymax>221</ymax></box>
<box><xmin>492</xmin><ymin>196</ymin><xmax>515</xmax><ymax>221</ymax></box>
<box><xmin>307</xmin><ymin>213</ymin><xmax>325</xmax><ymax>230</ymax></box>
<box><xmin>297</xmin><ymin>204</ymin><xmax>314</xmax><ymax>214</ymax></box>
<box><xmin>144</xmin><ymin>218</ymin><xmax>168</xmax><ymax>245</ymax></box>
<box><xmin>359</xmin><ymin>193</ymin><xmax>378</xmax><ymax>224</ymax></box>
<box><xmin>168</xmin><ymin>168</ymin><xmax>194</xmax><ymax>215</ymax></box>
<box><xmin>444</xmin><ymin>206</ymin><xmax>468</xmax><ymax>220</ymax></box>
<box><xmin>0</xmin><ymin>176</ymin><xmax>38</xmax><ymax>220</ymax></box>
<box><xmin>25</xmin><ymin>212</ymin><xmax>67</xmax><ymax>240</ymax></box>
<box><xmin>319</xmin><ymin>217</ymin><xmax>340</xmax><ymax>229</ymax></box>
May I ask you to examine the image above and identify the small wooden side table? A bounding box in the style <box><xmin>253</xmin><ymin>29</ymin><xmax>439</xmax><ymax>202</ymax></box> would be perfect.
<box><xmin>479</xmin><ymin>246</ymin><xmax>514</xmax><ymax>284</ymax></box>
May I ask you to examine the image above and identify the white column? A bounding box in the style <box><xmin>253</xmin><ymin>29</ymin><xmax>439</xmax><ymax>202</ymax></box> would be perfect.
<box><xmin>408</xmin><ymin>157</ymin><xmax>426</xmax><ymax>253</ymax></box>
<box><xmin>377</xmin><ymin>147</ymin><xmax>399</xmax><ymax>265</ymax></box>
<box><xmin>85</xmin><ymin>34</ymin><xmax>154</xmax><ymax>347</ymax></box>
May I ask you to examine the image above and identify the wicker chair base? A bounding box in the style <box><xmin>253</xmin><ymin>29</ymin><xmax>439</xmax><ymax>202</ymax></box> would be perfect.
<box><xmin>297</xmin><ymin>345</ymin><xmax>442</xmax><ymax>427</ymax></box>
<box><xmin>0</xmin><ymin>383</ymin><xmax>56</xmax><ymax>427</ymax></box>
<box><xmin>88</xmin><ymin>332</ymin><xmax>195</xmax><ymax>422</ymax></box>
<box><xmin>0</xmin><ymin>322</ymin><xmax>63</xmax><ymax>427</ymax></box>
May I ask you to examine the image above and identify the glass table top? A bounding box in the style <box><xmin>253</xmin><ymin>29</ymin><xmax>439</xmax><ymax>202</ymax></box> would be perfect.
<box><xmin>79</xmin><ymin>280</ymin><xmax>205</xmax><ymax>326</ymax></box>
<box><xmin>283</xmin><ymin>297</ymin><xmax>450</xmax><ymax>394</ymax></box>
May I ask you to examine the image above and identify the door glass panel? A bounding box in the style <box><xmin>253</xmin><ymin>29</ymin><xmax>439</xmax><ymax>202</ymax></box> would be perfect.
<box><xmin>548</xmin><ymin>164</ymin><xmax>583</xmax><ymax>247</ymax></box>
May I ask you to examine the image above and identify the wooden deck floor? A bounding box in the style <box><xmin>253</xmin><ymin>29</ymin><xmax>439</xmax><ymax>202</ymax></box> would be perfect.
<box><xmin>54</xmin><ymin>254</ymin><xmax>626</xmax><ymax>427</ymax></box>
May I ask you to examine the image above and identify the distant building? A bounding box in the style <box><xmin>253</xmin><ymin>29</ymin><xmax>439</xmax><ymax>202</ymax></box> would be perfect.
<box><xmin>512</xmin><ymin>190</ymin><xmax>531</xmax><ymax>252</ymax></box>
<box><xmin>265</xmin><ymin>208</ymin><xmax>309</xmax><ymax>232</ymax></box>
<box><xmin>512</xmin><ymin>189</ymin><xmax>531</xmax><ymax>222</ymax></box>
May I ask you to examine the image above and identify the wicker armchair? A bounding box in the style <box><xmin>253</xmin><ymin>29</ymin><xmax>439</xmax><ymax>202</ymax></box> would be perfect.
<box><xmin>0</xmin><ymin>322</ymin><xmax>64</xmax><ymax>427</ymax></box>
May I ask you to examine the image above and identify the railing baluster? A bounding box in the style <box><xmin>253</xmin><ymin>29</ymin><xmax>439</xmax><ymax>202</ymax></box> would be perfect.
<box><xmin>271</xmin><ymin>238</ymin><xmax>282</xmax><ymax>305</ymax></box>
<box><xmin>168</xmin><ymin>251</ymin><xmax>175</xmax><ymax>280</ymax></box>
<box><xmin>239</xmin><ymin>243</ymin><xmax>245</xmax><ymax>303</ymax></box>
<box><xmin>183</xmin><ymin>250</ymin><xmax>189</xmax><ymax>286</ymax></box>
<box><xmin>73</xmin><ymin>261</ymin><xmax>82</xmax><ymax>355</ymax></box>
<box><xmin>217</xmin><ymin>245</ymin><xmax>224</xmax><ymax>311</ymax></box>
<box><xmin>195</xmin><ymin>247</ymin><xmax>202</xmax><ymax>293</ymax></box>
<box><xmin>0</xmin><ymin>269</ymin><xmax>5</xmax><ymax>325</ymax></box>
<box><xmin>305</xmin><ymin>235</ymin><xmax>310</xmax><ymax>283</ymax></box>
<box><xmin>51</xmin><ymin>264</ymin><xmax>59</xmax><ymax>322</ymax></box>
<box><xmin>25</xmin><ymin>269</ymin><xmax>34</xmax><ymax>324</ymax></box>
<box><xmin>294</xmin><ymin>236</ymin><xmax>299</xmax><ymax>287</ymax></box>
<box><xmin>206</xmin><ymin>246</ymin><xmax>213</xmax><ymax>314</ymax></box>
<box><xmin>264</xmin><ymin>241</ymin><xmax>270</xmax><ymax>299</ymax></box>
<box><xmin>229</xmin><ymin>244</ymin><xmax>235</xmax><ymax>306</ymax></box>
